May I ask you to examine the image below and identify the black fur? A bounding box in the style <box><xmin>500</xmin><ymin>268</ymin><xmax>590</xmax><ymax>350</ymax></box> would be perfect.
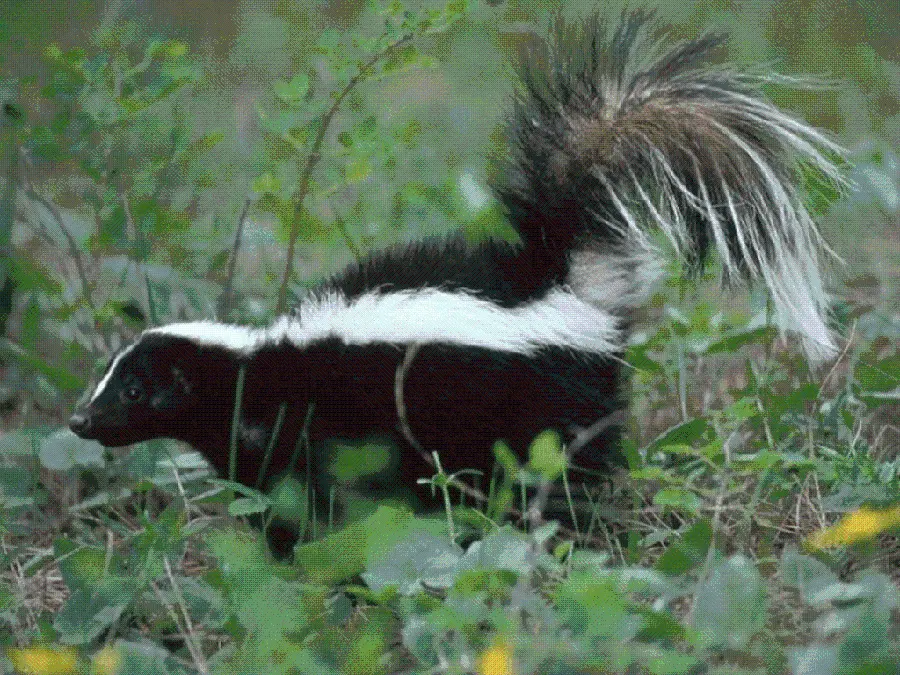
<box><xmin>73</xmin><ymin>334</ymin><xmax>621</xmax><ymax>492</ymax></box>
<box><xmin>316</xmin><ymin>237</ymin><xmax>564</xmax><ymax>308</ymax></box>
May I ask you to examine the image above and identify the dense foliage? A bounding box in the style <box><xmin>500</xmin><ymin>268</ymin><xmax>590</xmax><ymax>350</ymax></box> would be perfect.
<box><xmin>0</xmin><ymin>1</ymin><xmax>897</xmax><ymax>673</ymax></box>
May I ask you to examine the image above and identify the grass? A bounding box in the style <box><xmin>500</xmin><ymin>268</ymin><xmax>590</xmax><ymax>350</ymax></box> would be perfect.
<box><xmin>1</xmin><ymin>273</ymin><xmax>898</xmax><ymax>674</ymax></box>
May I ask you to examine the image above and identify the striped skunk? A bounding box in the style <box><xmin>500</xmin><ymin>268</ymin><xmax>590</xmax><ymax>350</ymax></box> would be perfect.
<box><xmin>70</xmin><ymin>12</ymin><xmax>842</xmax><ymax>518</ymax></box>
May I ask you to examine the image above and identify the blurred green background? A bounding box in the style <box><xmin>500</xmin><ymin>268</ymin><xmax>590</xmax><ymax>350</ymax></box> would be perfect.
<box><xmin>2</xmin><ymin>0</ymin><xmax>897</xmax><ymax>289</ymax></box>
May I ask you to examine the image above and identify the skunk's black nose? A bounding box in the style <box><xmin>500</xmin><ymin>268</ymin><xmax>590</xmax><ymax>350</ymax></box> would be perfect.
<box><xmin>69</xmin><ymin>413</ymin><xmax>92</xmax><ymax>436</ymax></box>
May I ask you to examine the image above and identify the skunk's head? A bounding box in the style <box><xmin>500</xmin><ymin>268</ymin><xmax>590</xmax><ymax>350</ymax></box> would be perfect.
<box><xmin>70</xmin><ymin>331</ymin><xmax>222</xmax><ymax>447</ymax></box>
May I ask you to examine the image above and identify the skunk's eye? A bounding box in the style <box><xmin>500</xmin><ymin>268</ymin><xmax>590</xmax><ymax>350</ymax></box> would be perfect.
<box><xmin>121</xmin><ymin>384</ymin><xmax>143</xmax><ymax>402</ymax></box>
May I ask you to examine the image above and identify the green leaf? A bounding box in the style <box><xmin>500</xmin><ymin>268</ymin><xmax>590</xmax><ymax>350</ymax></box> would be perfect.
<box><xmin>445</xmin><ymin>0</ymin><xmax>468</xmax><ymax>18</ymax></box>
<box><xmin>269</xmin><ymin>476</ymin><xmax>309</xmax><ymax>523</ymax></box>
<box><xmin>294</xmin><ymin>505</ymin><xmax>416</xmax><ymax>584</ymax></box>
<box><xmin>492</xmin><ymin>440</ymin><xmax>518</xmax><ymax>478</ymax></box>
<box><xmin>317</xmin><ymin>29</ymin><xmax>341</xmax><ymax>52</ymax></box>
<box><xmin>0</xmin><ymin>339</ymin><xmax>84</xmax><ymax>390</ymax></box>
<box><xmin>790</xmin><ymin>645</ymin><xmax>838</xmax><ymax>675</ymax></box>
<box><xmin>19</xmin><ymin>300</ymin><xmax>41</xmax><ymax>350</ymax></box>
<box><xmin>328</xmin><ymin>441</ymin><xmax>391</xmax><ymax>482</ymax></box>
<box><xmin>54</xmin><ymin>588</ymin><xmax>128</xmax><ymax>645</ymax></box>
<box><xmin>780</xmin><ymin>547</ymin><xmax>839</xmax><ymax>604</ymax></box>
<box><xmin>527</xmin><ymin>430</ymin><xmax>567</xmax><ymax>480</ymax></box>
<box><xmin>252</xmin><ymin>172</ymin><xmax>281</xmax><ymax>195</ymax></box>
<box><xmin>644</xmin><ymin>648</ymin><xmax>702</xmax><ymax>675</ymax></box>
<box><xmin>626</xmin><ymin>343</ymin><xmax>664</xmax><ymax>374</ymax></box>
<box><xmin>0</xmin><ymin>465</ymin><xmax>34</xmax><ymax>508</ymax></box>
<box><xmin>362</xmin><ymin>533</ymin><xmax>462</xmax><ymax>595</ymax></box>
<box><xmin>653</xmin><ymin>488</ymin><xmax>702</xmax><ymax>516</ymax></box>
<box><xmin>183</xmin><ymin>131</ymin><xmax>224</xmax><ymax>158</ymax></box>
<box><xmin>855</xmin><ymin>353</ymin><xmax>900</xmax><ymax>394</ymax></box>
<box><xmin>705</xmin><ymin>326</ymin><xmax>776</xmax><ymax>354</ymax></box>
<box><xmin>396</xmin><ymin>119</ymin><xmax>422</xmax><ymax>148</ymax></box>
<box><xmin>337</xmin><ymin>130</ymin><xmax>353</xmax><ymax>148</ymax></box>
<box><xmin>164</xmin><ymin>40</ymin><xmax>189</xmax><ymax>59</ymax></box>
<box><xmin>55</xmin><ymin>541</ymin><xmax>107</xmax><ymax>588</ymax></box>
<box><xmin>555</xmin><ymin>572</ymin><xmax>640</xmax><ymax>642</ymax></box>
<box><xmin>228</xmin><ymin>496</ymin><xmax>270</xmax><ymax>517</ymax></box>
<box><xmin>655</xmin><ymin>519</ymin><xmax>712</xmax><ymax>576</ymax></box>
<box><xmin>344</xmin><ymin>157</ymin><xmax>371</xmax><ymax>183</ymax></box>
<box><xmin>44</xmin><ymin>44</ymin><xmax>63</xmax><ymax>60</ymax></box>
<box><xmin>274</xmin><ymin>73</ymin><xmax>310</xmax><ymax>103</ymax></box>
<box><xmin>203</xmin><ymin>529</ymin><xmax>337</xmax><ymax>674</ymax></box>
<box><xmin>459</xmin><ymin>525</ymin><xmax>556</xmax><ymax>576</ymax></box>
<box><xmin>692</xmin><ymin>554</ymin><xmax>767</xmax><ymax>650</ymax></box>
<box><xmin>379</xmin><ymin>45</ymin><xmax>423</xmax><ymax>77</ymax></box>
<box><xmin>723</xmin><ymin>397</ymin><xmax>759</xmax><ymax>422</ymax></box>
<box><xmin>836</xmin><ymin>596</ymin><xmax>897</xmax><ymax>674</ymax></box>
<box><xmin>39</xmin><ymin>430</ymin><xmax>104</xmax><ymax>471</ymax></box>
<box><xmin>646</xmin><ymin>418</ymin><xmax>710</xmax><ymax>453</ymax></box>
<box><xmin>768</xmin><ymin>382</ymin><xmax>820</xmax><ymax>417</ymax></box>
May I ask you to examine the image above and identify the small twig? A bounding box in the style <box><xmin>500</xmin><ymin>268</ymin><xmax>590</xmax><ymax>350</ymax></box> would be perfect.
<box><xmin>218</xmin><ymin>198</ymin><xmax>252</xmax><ymax>321</ymax></box>
<box><xmin>121</xmin><ymin>191</ymin><xmax>158</xmax><ymax>326</ymax></box>
<box><xmin>288</xmin><ymin>401</ymin><xmax>316</xmax><ymax>476</ymax></box>
<box><xmin>276</xmin><ymin>32</ymin><xmax>414</xmax><ymax>313</ymax></box>
<box><xmin>431</xmin><ymin>451</ymin><xmax>456</xmax><ymax>542</ymax></box>
<box><xmin>19</xmin><ymin>149</ymin><xmax>111</xmax><ymax>351</ymax></box>
<box><xmin>819</xmin><ymin>320</ymin><xmax>855</xmax><ymax>393</ymax></box>
<box><xmin>150</xmin><ymin>117</ymin><xmax>181</xmax><ymax>206</ymax></box>
<box><xmin>20</xmin><ymin>151</ymin><xmax>95</xmax><ymax>312</ymax></box>
<box><xmin>122</xmin><ymin>190</ymin><xmax>138</xmax><ymax>242</ymax></box>
<box><xmin>256</xmin><ymin>401</ymin><xmax>288</xmax><ymax>488</ymax></box>
<box><xmin>394</xmin><ymin>344</ymin><xmax>497</xmax><ymax>507</ymax></box>
<box><xmin>229</xmin><ymin>365</ymin><xmax>247</xmax><ymax>483</ymax></box>
<box><xmin>394</xmin><ymin>344</ymin><xmax>432</xmax><ymax>468</ymax></box>
<box><xmin>526</xmin><ymin>478</ymin><xmax>552</xmax><ymax>530</ymax></box>
<box><xmin>152</xmin><ymin>558</ymin><xmax>210</xmax><ymax>675</ymax></box>
<box><xmin>568</xmin><ymin>410</ymin><xmax>626</xmax><ymax>457</ymax></box>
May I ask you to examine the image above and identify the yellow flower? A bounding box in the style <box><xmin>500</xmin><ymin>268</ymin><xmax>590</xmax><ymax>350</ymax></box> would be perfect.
<box><xmin>92</xmin><ymin>646</ymin><xmax>122</xmax><ymax>675</ymax></box>
<box><xmin>478</xmin><ymin>638</ymin><xmax>515</xmax><ymax>675</ymax></box>
<box><xmin>808</xmin><ymin>505</ymin><xmax>900</xmax><ymax>549</ymax></box>
<box><xmin>8</xmin><ymin>646</ymin><xmax>78</xmax><ymax>675</ymax></box>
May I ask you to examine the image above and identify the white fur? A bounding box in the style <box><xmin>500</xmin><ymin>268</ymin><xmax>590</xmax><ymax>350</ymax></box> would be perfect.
<box><xmin>89</xmin><ymin>344</ymin><xmax>136</xmax><ymax>404</ymax></box>
<box><xmin>589</xmin><ymin>113</ymin><xmax>841</xmax><ymax>361</ymax></box>
<box><xmin>568</xmin><ymin>248</ymin><xmax>664</xmax><ymax>311</ymax></box>
<box><xmin>80</xmin><ymin>288</ymin><xmax>623</xmax><ymax>400</ymax></box>
<box><xmin>147</xmin><ymin>287</ymin><xmax>621</xmax><ymax>356</ymax></box>
<box><xmin>575</xmin><ymin>28</ymin><xmax>845</xmax><ymax>361</ymax></box>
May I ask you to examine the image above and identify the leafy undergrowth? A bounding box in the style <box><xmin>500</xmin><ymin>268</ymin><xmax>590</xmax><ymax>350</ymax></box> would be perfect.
<box><xmin>1</xmin><ymin>298</ymin><xmax>898</xmax><ymax>675</ymax></box>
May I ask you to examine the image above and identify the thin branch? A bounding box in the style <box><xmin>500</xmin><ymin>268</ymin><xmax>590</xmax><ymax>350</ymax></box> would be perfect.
<box><xmin>18</xmin><ymin>149</ymin><xmax>112</xmax><ymax>351</ymax></box>
<box><xmin>121</xmin><ymin>191</ymin><xmax>158</xmax><ymax>326</ymax></box>
<box><xmin>395</xmin><ymin>344</ymin><xmax>430</xmax><ymax>466</ymax></box>
<box><xmin>150</xmin><ymin>127</ymin><xmax>180</xmax><ymax>206</ymax></box>
<box><xmin>276</xmin><ymin>32</ymin><xmax>414</xmax><ymax>314</ymax></box>
<box><xmin>568</xmin><ymin>410</ymin><xmax>626</xmax><ymax>457</ymax></box>
<box><xmin>217</xmin><ymin>197</ymin><xmax>252</xmax><ymax>321</ymax></box>
<box><xmin>20</xmin><ymin>151</ymin><xmax>95</xmax><ymax>314</ymax></box>
<box><xmin>151</xmin><ymin>560</ymin><xmax>209</xmax><ymax>675</ymax></box>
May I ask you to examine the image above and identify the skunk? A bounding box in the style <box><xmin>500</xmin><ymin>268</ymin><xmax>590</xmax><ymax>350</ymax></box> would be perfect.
<box><xmin>70</xmin><ymin>13</ymin><xmax>842</xmax><ymax>512</ymax></box>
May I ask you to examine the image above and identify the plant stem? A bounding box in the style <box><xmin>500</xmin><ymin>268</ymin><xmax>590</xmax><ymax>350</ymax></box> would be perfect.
<box><xmin>218</xmin><ymin>197</ymin><xmax>252</xmax><ymax>320</ymax></box>
<box><xmin>275</xmin><ymin>32</ymin><xmax>413</xmax><ymax>314</ymax></box>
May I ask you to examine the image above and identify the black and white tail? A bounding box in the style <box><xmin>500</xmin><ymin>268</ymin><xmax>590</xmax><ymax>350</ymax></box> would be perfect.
<box><xmin>497</xmin><ymin>11</ymin><xmax>845</xmax><ymax>360</ymax></box>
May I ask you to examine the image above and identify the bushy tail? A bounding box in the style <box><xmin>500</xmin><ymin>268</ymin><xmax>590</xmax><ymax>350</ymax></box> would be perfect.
<box><xmin>497</xmin><ymin>11</ymin><xmax>845</xmax><ymax>360</ymax></box>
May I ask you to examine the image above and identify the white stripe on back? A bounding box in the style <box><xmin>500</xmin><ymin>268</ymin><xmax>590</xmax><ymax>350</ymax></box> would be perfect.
<box><xmin>151</xmin><ymin>288</ymin><xmax>621</xmax><ymax>355</ymax></box>
<box><xmin>87</xmin><ymin>288</ymin><xmax>621</xmax><ymax>403</ymax></box>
